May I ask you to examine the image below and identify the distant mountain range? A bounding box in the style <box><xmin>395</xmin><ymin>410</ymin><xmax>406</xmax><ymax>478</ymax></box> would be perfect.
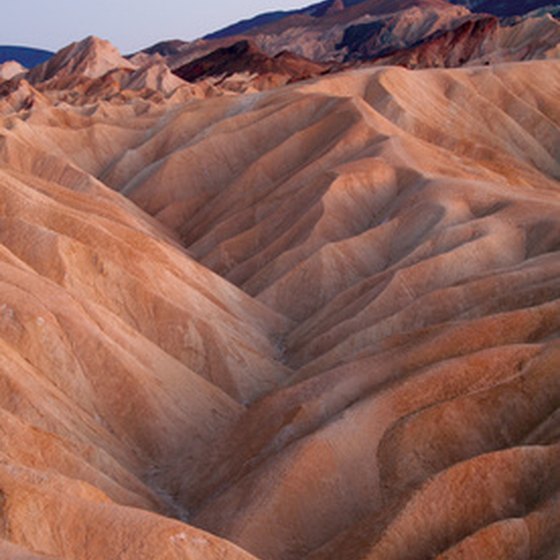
<box><xmin>0</xmin><ymin>46</ymin><xmax>53</xmax><ymax>68</ymax></box>
<box><xmin>205</xmin><ymin>0</ymin><xmax>368</xmax><ymax>39</ymax></box>
<box><xmin>451</xmin><ymin>0</ymin><xmax>556</xmax><ymax>16</ymax></box>
<box><xmin>136</xmin><ymin>0</ymin><xmax>558</xmax><ymax>84</ymax></box>
<box><xmin>206</xmin><ymin>0</ymin><xmax>559</xmax><ymax>39</ymax></box>
<box><xmin>1</xmin><ymin>0</ymin><xmax>558</xmax><ymax>99</ymax></box>
<box><xmin>1</xmin><ymin>1</ymin><xmax>557</xmax><ymax>72</ymax></box>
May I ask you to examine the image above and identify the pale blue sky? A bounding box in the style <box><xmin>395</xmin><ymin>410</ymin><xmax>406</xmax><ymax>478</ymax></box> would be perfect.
<box><xmin>3</xmin><ymin>0</ymin><xmax>312</xmax><ymax>54</ymax></box>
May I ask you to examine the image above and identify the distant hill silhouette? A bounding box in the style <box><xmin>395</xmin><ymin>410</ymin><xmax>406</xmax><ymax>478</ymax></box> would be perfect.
<box><xmin>205</xmin><ymin>11</ymin><xmax>296</xmax><ymax>39</ymax></box>
<box><xmin>204</xmin><ymin>0</ymin><xmax>367</xmax><ymax>39</ymax></box>
<box><xmin>450</xmin><ymin>0</ymin><xmax>558</xmax><ymax>16</ymax></box>
<box><xmin>0</xmin><ymin>46</ymin><xmax>53</xmax><ymax>68</ymax></box>
<box><xmin>204</xmin><ymin>0</ymin><xmax>558</xmax><ymax>41</ymax></box>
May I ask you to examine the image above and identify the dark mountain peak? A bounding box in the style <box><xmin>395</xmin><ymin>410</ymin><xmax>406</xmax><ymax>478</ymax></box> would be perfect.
<box><xmin>142</xmin><ymin>40</ymin><xmax>189</xmax><ymax>57</ymax></box>
<box><xmin>310</xmin><ymin>0</ymin><xmax>347</xmax><ymax>17</ymax></box>
<box><xmin>0</xmin><ymin>46</ymin><xmax>53</xmax><ymax>68</ymax></box>
<box><xmin>329</xmin><ymin>0</ymin><xmax>347</xmax><ymax>12</ymax></box>
<box><xmin>221</xmin><ymin>39</ymin><xmax>261</xmax><ymax>57</ymax></box>
<box><xmin>205</xmin><ymin>0</ymin><xmax>369</xmax><ymax>40</ymax></box>
<box><xmin>173</xmin><ymin>39</ymin><xmax>328</xmax><ymax>86</ymax></box>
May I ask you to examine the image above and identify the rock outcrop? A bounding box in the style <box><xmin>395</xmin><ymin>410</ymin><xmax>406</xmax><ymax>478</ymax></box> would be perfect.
<box><xmin>0</xmin><ymin>61</ymin><xmax>26</xmax><ymax>81</ymax></box>
<box><xmin>173</xmin><ymin>40</ymin><xmax>329</xmax><ymax>92</ymax></box>
<box><xmin>371</xmin><ymin>13</ymin><xmax>560</xmax><ymax>67</ymax></box>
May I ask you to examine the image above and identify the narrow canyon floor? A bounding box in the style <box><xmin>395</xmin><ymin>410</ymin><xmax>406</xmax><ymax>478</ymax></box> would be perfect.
<box><xmin>0</xmin><ymin>60</ymin><xmax>559</xmax><ymax>560</ymax></box>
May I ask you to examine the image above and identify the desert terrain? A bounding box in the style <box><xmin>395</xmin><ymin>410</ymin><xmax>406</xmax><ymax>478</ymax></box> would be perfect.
<box><xmin>0</xmin><ymin>1</ymin><xmax>559</xmax><ymax>558</ymax></box>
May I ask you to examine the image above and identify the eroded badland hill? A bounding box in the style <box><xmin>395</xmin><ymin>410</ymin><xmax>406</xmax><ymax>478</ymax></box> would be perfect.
<box><xmin>0</xmin><ymin>1</ymin><xmax>559</xmax><ymax>558</ymax></box>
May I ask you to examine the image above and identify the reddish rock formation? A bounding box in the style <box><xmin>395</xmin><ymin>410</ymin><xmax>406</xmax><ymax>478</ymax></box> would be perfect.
<box><xmin>372</xmin><ymin>13</ymin><xmax>560</xmax><ymax>67</ymax></box>
<box><xmin>173</xmin><ymin>40</ymin><xmax>329</xmax><ymax>88</ymax></box>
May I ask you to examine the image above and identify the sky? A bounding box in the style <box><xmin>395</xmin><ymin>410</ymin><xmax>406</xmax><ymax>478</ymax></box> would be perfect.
<box><xmin>3</xmin><ymin>0</ymin><xmax>312</xmax><ymax>54</ymax></box>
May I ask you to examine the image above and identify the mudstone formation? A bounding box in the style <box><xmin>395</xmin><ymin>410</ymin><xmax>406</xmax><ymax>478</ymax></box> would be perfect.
<box><xmin>0</xmin><ymin>0</ymin><xmax>559</xmax><ymax>559</ymax></box>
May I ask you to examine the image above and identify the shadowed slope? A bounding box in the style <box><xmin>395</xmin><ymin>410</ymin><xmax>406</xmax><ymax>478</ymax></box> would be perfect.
<box><xmin>0</xmin><ymin>116</ymin><xmax>287</xmax><ymax>557</ymax></box>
